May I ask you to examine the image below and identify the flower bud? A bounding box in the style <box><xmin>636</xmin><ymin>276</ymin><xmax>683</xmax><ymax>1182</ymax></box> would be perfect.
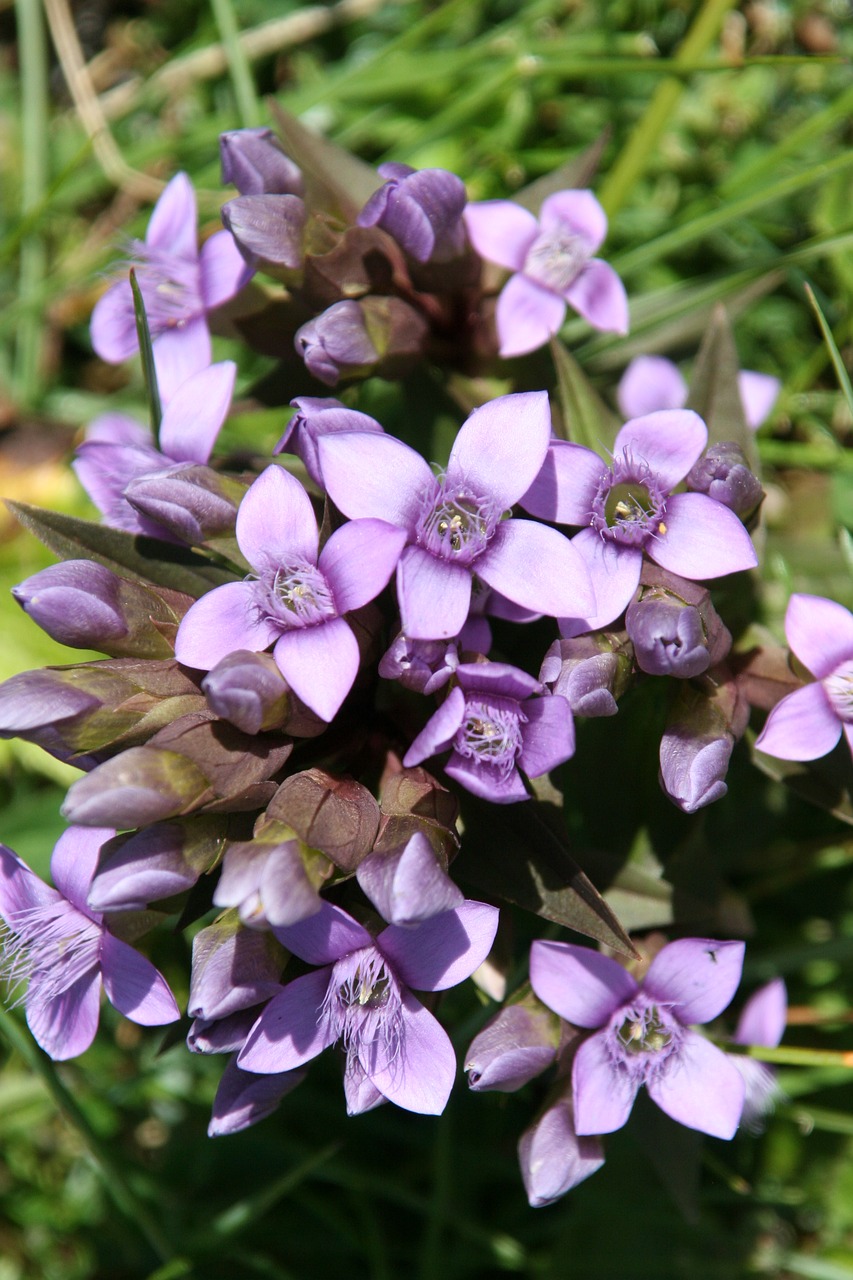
<box><xmin>539</xmin><ymin>634</ymin><xmax>633</xmax><ymax>717</ymax></box>
<box><xmin>356</xmin><ymin>832</ymin><xmax>463</xmax><ymax>925</ymax></box>
<box><xmin>466</xmin><ymin>999</ymin><xmax>560</xmax><ymax>1092</ymax></box>
<box><xmin>189</xmin><ymin>1006</ymin><xmax>265</xmax><ymax>1055</ymax></box>
<box><xmin>517</xmin><ymin>1087</ymin><xmax>605</xmax><ymax>1208</ymax></box>
<box><xmin>658</xmin><ymin>674</ymin><xmax>747</xmax><ymax>813</ymax></box>
<box><xmin>274</xmin><ymin>396</ymin><xmax>383</xmax><ymax>487</ymax></box>
<box><xmin>221</xmin><ymin>194</ymin><xmax>306</xmax><ymax>272</ymax></box>
<box><xmin>295</xmin><ymin>297</ymin><xmax>428</xmax><ymax>387</ymax></box>
<box><xmin>202</xmin><ymin>651</ymin><xmax>291</xmax><ymax>734</ymax></box>
<box><xmin>220</xmin><ymin>127</ymin><xmax>304</xmax><ymax>197</ymax></box>
<box><xmin>358</xmin><ymin>163</ymin><xmax>467</xmax><ymax>263</ymax></box>
<box><xmin>686</xmin><ymin>442</ymin><xmax>763</xmax><ymax>519</ymax></box>
<box><xmin>626</xmin><ymin>595</ymin><xmax>711</xmax><ymax>679</ymax></box>
<box><xmin>188</xmin><ymin>911</ymin><xmax>287</xmax><ymax>1021</ymax></box>
<box><xmin>213</xmin><ymin>822</ymin><xmax>330</xmax><ymax>929</ymax></box>
<box><xmin>379</xmin><ymin>632</ymin><xmax>459</xmax><ymax>694</ymax></box>
<box><xmin>208</xmin><ymin>1058</ymin><xmax>307</xmax><ymax>1137</ymax></box>
<box><xmin>87</xmin><ymin>816</ymin><xmax>227</xmax><ymax>911</ymax></box>
<box><xmin>12</xmin><ymin>561</ymin><xmax>191</xmax><ymax>659</ymax></box>
<box><xmin>124</xmin><ymin>466</ymin><xmax>244</xmax><ymax>545</ymax></box>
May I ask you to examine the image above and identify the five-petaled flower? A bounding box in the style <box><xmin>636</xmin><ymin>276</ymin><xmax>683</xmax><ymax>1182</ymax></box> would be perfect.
<box><xmin>0</xmin><ymin>828</ymin><xmax>180</xmax><ymax>1060</ymax></box>
<box><xmin>174</xmin><ymin>464</ymin><xmax>407</xmax><ymax>722</ymax></box>
<box><xmin>755</xmin><ymin>593</ymin><xmax>853</xmax><ymax>762</ymax></box>
<box><xmin>317</xmin><ymin>391</ymin><xmax>595</xmax><ymax>640</ymax></box>
<box><xmin>530</xmin><ymin>937</ymin><xmax>746</xmax><ymax>1138</ymax></box>
<box><xmin>464</xmin><ymin>190</ymin><xmax>628</xmax><ymax>356</ymax></box>
<box><xmin>521</xmin><ymin>409</ymin><xmax>758</xmax><ymax>634</ymax></box>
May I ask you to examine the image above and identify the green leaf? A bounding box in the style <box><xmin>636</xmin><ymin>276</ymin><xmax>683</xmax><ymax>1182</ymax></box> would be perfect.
<box><xmin>549</xmin><ymin>335</ymin><xmax>620</xmax><ymax>453</ymax></box>
<box><xmin>457</xmin><ymin>791</ymin><xmax>637</xmax><ymax>956</ymax></box>
<box><xmin>686</xmin><ymin>303</ymin><xmax>756</xmax><ymax>467</ymax></box>
<box><xmin>129</xmin><ymin>267</ymin><xmax>163</xmax><ymax>441</ymax></box>
<box><xmin>6</xmin><ymin>502</ymin><xmax>237</xmax><ymax>598</ymax></box>
<box><xmin>805</xmin><ymin>282</ymin><xmax>853</xmax><ymax>420</ymax></box>
<box><xmin>513</xmin><ymin>129</ymin><xmax>611</xmax><ymax>215</ymax></box>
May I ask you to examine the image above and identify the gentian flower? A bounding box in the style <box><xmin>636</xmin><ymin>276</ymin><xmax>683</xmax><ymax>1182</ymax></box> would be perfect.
<box><xmin>174</xmin><ymin>464</ymin><xmax>407</xmax><ymax>721</ymax></box>
<box><xmin>91</xmin><ymin>173</ymin><xmax>251</xmax><ymax>401</ymax></box>
<box><xmin>238</xmin><ymin>893</ymin><xmax>499</xmax><ymax>1115</ymax></box>
<box><xmin>617</xmin><ymin>354</ymin><xmax>780</xmax><ymax>430</ymax></box>
<box><xmin>403</xmin><ymin>661</ymin><xmax>574</xmax><ymax>803</ymax></box>
<box><xmin>317</xmin><ymin>391</ymin><xmax>595</xmax><ymax>640</ymax></box>
<box><xmin>530</xmin><ymin>937</ymin><xmax>746</xmax><ymax>1138</ymax></box>
<box><xmin>463</xmin><ymin>190</ymin><xmax>628</xmax><ymax>356</ymax></box>
<box><xmin>755</xmin><ymin>593</ymin><xmax>853</xmax><ymax>761</ymax></box>
<box><xmin>521</xmin><ymin>409</ymin><xmax>758</xmax><ymax>634</ymax></box>
<box><xmin>0</xmin><ymin>829</ymin><xmax>180</xmax><ymax>1060</ymax></box>
<box><xmin>74</xmin><ymin>360</ymin><xmax>236</xmax><ymax>537</ymax></box>
<box><xmin>358</xmin><ymin>163</ymin><xmax>468</xmax><ymax>263</ymax></box>
<box><xmin>220</xmin><ymin>127</ymin><xmax>304</xmax><ymax>197</ymax></box>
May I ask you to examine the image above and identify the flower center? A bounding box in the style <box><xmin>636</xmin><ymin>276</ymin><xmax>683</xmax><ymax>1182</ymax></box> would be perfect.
<box><xmin>590</xmin><ymin>451</ymin><xmax>668</xmax><ymax>547</ymax></box>
<box><xmin>522</xmin><ymin>225</ymin><xmax>590</xmax><ymax>294</ymax></box>
<box><xmin>454</xmin><ymin>696</ymin><xmax>525</xmax><ymax>776</ymax></box>
<box><xmin>324</xmin><ymin>947</ymin><xmax>403</xmax><ymax>1055</ymax></box>
<box><xmin>416</xmin><ymin>484</ymin><xmax>499</xmax><ymax>566</ymax></box>
<box><xmin>606</xmin><ymin>997</ymin><xmax>680</xmax><ymax>1083</ymax></box>
<box><xmin>0</xmin><ymin>901</ymin><xmax>101</xmax><ymax>1007</ymax></box>
<box><xmin>823</xmin><ymin>659</ymin><xmax>853</xmax><ymax>723</ymax></box>
<box><xmin>616</xmin><ymin>1005</ymin><xmax>673</xmax><ymax>1056</ymax></box>
<box><xmin>263</xmin><ymin>563</ymin><xmax>337</xmax><ymax>629</ymax></box>
<box><xmin>125</xmin><ymin>242</ymin><xmax>203</xmax><ymax>337</ymax></box>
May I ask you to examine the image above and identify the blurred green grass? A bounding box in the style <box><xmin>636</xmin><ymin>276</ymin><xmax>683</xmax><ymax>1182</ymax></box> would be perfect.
<box><xmin>1</xmin><ymin>1</ymin><xmax>853</xmax><ymax>1276</ymax></box>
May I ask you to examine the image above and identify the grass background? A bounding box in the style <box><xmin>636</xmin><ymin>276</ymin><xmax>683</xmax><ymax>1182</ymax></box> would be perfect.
<box><xmin>1</xmin><ymin>1</ymin><xmax>853</xmax><ymax>1276</ymax></box>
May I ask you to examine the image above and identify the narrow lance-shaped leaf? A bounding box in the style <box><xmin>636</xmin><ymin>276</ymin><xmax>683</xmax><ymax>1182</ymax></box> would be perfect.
<box><xmin>805</xmin><ymin>282</ymin><xmax>853</xmax><ymax>420</ymax></box>
<box><xmin>686</xmin><ymin>303</ymin><xmax>756</xmax><ymax>468</ymax></box>
<box><xmin>129</xmin><ymin>267</ymin><xmax>162</xmax><ymax>443</ymax></box>
<box><xmin>550</xmin><ymin>335</ymin><xmax>620</xmax><ymax>454</ymax></box>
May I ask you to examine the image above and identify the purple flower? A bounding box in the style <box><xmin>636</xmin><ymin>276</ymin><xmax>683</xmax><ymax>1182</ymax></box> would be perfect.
<box><xmin>208</xmin><ymin>1058</ymin><xmax>307</xmax><ymax>1137</ymax></box>
<box><xmin>0</xmin><ymin>829</ymin><xmax>179</xmax><ymax>1060</ymax></box>
<box><xmin>91</xmin><ymin>174</ymin><xmax>251</xmax><ymax>401</ymax></box>
<box><xmin>464</xmin><ymin>190</ymin><xmax>628</xmax><ymax>356</ymax></box>
<box><xmin>521</xmin><ymin>409</ymin><xmax>758</xmax><ymax>634</ymax></box>
<box><xmin>358</xmin><ymin>164</ymin><xmax>467</xmax><ymax>263</ymax></box>
<box><xmin>403</xmin><ymin>662</ymin><xmax>574</xmax><ymax>804</ymax></box>
<box><xmin>686</xmin><ymin>443</ymin><xmax>763</xmax><ymax>519</ymax></box>
<box><xmin>379</xmin><ymin>633</ymin><xmax>460</xmax><ymax>695</ymax></box>
<box><xmin>220</xmin><ymin>127</ymin><xmax>304</xmax><ymax>197</ymax></box>
<box><xmin>730</xmin><ymin>978</ymin><xmax>787</xmax><ymax>1128</ymax></box>
<box><xmin>295</xmin><ymin>300</ymin><xmax>380</xmax><ymax>386</ymax></box>
<box><xmin>530</xmin><ymin>938</ymin><xmax>746</xmax><ymax>1138</ymax></box>
<box><xmin>518</xmin><ymin>1087</ymin><xmax>605</xmax><ymax>1207</ymax></box>
<box><xmin>274</xmin><ymin>396</ymin><xmax>384</xmax><ymax>488</ymax></box>
<box><xmin>318</xmin><ymin>391</ymin><xmax>594</xmax><ymax>641</ymax></box>
<box><xmin>237</xmin><ymin>894</ymin><xmax>499</xmax><ymax>1115</ymax></box>
<box><xmin>174</xmin><ymin>464</ymin><xmax>407</xmax><ymax>721</ymax></box>
<box><xmin>617</xmin><ymin>355</ymin><xmax>780</xmax><ymax>430</ymax></box>
<box><xmin>755</xmin><ymin>593</ymin><xmax>853</xmax><ymax>761</ymax></box>
<box><xmin>74</xmin><ymin>360</ymin><xmax>236</xmax><ymax>537</ymax></box>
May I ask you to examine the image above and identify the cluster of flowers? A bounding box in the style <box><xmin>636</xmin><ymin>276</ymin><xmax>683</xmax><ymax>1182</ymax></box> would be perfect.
<box><xmin>2</xmin><ymin>122</ymin><xmax>845</xmax><ymax>1207</ymax></box>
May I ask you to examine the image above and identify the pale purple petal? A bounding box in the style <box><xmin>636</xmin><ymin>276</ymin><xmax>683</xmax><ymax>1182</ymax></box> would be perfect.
<box><xmin>558</xmin><ymin>529</ymin><xmax>642</xmax><ymax>635</ymax></box>
<box><xmin>785</xmin><ymin>593</ymin><xmax>853</xmax><ymax>679</ymax></box>
<box><xmin>175</xmin><ymin>581</ymin><xmax>279</xmax><ymax>670</ymax></box>
<box><xmin>456</xmin><ymin>661</ymin><xmax>541</xmax><ymax>701</ymax></box>
<box><xmin>361</xmin><ymin>989</ymin><xmax>456</xmax><ymax>1114</ymax></box>
<box><xmin>530</xmin><ymin>940</ymin><xmax>637</xmax><ymax>1028</ymax></box>
<box><xmin>379</xmin><ymin>900</ymin><xmax>499</xmax><ymax>992</ymax></box>
<box><xmin>238</xmin><ymin>969</ymin><xmax>335</xmax><ymax>1073</ymax></box>
<box><xmin>614</xmin><ymin>410</ymin><xmax>707</xmax><ymax>490</ymax></box>
<box><xmin>50</xmin><ymin>826</ymin><xmax>113</xmax><ymax>914</ymax></box>
<box><xmin>146</xmin><ymin>172</ymin><xmax>198</xmax><ymax>258</ymax></box>
<box><xmin>208</xmin><ymin>1059</ymin><xmax>306</xmax><ymax>1136</ymax></box>
<box><xmin>477</xmin><ymin>519</ymin><xmax>595</xmax><ymax>619</ymax></box>
<box><xmin>318</xmin><ymin>432</ymin><xmax>435</xmax><ymax>529</ymax></box>
<box><xmin>496</xmin><ymin>274</ymin><xmax>567</xmax><ymax>358</ymax></box>
<box><xmin>153</xmin><ymin>319</ymin><xmax>212</xmax><ymax>404</ymax></box>
<box><xmin>647</xmin><ymin>1031</ymin><xmax>744</xmax><ymax>1139</ymax></box>
<box><xmin>236</xmin><ymin>464</ymin><xmax>318</xmax><ymax>572</ymax></box>
<box><xmin>644</xmin><ymin>938</ymin><xmax>745</xmax><ymax>1024</ymax></box>
<box><xmin>90</xmin><ymin>280</ymin><xmax>137</xmax><ymax>362</ymax></box>
<box><xmin>446</xmin><ymin>391</ymin><xmax>552</xmax><ymax>511</ymax></box>
<box><xmin>518</xmin><ymin>694</ymin><xmax>575</xmax><ymax>777</ymax></box>
<box><xmin>0</xmin><ymin>844</ymin><xmax>59</xmax><ymax>917</ymax></box>
<box><xmin>274</xmin><ymin>900</ymin><xmax>372</xmax><ymax>967</ymax></box>
<box><xmin>356</xmin><ymin>832</ymin><xmax>463</xmax><ymax>925</ymax></box>
<box><xmin>539</xmin><ymin>190</ymin><xmax>608</xmax><ymax>252</ymax></box>
<box><xmin>343</xmin><ymin>1055</ymin><xmax>387</xmax><ymax>1115</ymax></box>
<box><xmin>463</xmin><ymin>200</ymin><xmax>539</xmax><ymax>271</ymax></box>
<box><xmin>396</xmin><ymin>546</ymin><xmax>472</xmax><ymax>640</ymax></box>
<box><xmin>734</xmin><ymin>978</ymin><xmax>787</xmax><ymax>1049</ymax></box>
<box><xmin>573</xmin><ymin>1031</ymin><xmax>639</xmax><ymax>1134</ymax></box>
<box><xmin>319</xmin><ymin>519</ymin><xmax>407</xmax><ymax>614</ymax></box>
<box><xmin>445</xmin><ymin>753</ymin><xmax>529</xmax><ymax>803</ymax></box>
<box><xmin>100</xmin><ymin>932</ymin><xmax>180</xmax><ymax>1025</ymax></box>
<box><xmin>519</xmin><ymin>441</ymin><xmax>604</xmax><ymax>525</ymax></box>
<box><xmin>518</xmin><ymin>1092</ymin><xmax>605</xmax><ymax>1207</ymax></box>
<box><xmin>403</xmin><ymin>686</ymin><xmax>466</xmax><ymax>767</ymax></box>
<box><xmin>273</xmin><ymin>618</ymin><xmax>359</xmax><ymax>721</ymax></box>
<box><xmin>26</xmin><ymin>968</ymin><xmax>102</xmax><ymax>1061</ymax></box>
<box><xmin>617</xmin><ymin>356</ymin><xmax>688</xmax><ymax>420</ymax></box>
<box><xmin>648</xmin><ymin>492</ymin><xmax>758</xmax><ymax>579</ymax></box>
<box><xmin>85</xmin><ymin>412</ymin><xmax>152</xmax><ymax>449</ymax></box>
<box><xmin>158</xmin><ymin>360</ymin><xmax>236</xmax><ymax>464</ymax></box>
<box><xmin>738</xmin><ymin>371</ymin><xmax>780</xmax><ymax>430</ymax></box>
<box><xmin>564</xmin><ymin>259</ymin><xmax>628</xmax><ymax>335</ymax></box>
<box><xmin>199</xmin><ymin>229</ymin><xmax>253</xmax><ymax>309</ymax></box>
<box><xmin>755</xmin><ymin>683</ymin><xmax>841</xmax><ymax>761</ymax></box>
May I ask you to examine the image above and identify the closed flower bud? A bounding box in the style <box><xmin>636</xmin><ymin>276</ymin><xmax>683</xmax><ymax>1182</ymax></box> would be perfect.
<box><xmin>274</xmin><ymin>396</ymin><xmax>384</xmax><ymax>487</ymax></box>
<box><xmin>124</xmin><ymin>466</ymin><xmax>244</xmax><ymax>545</ymax></box>
<box><xmin>295</xmin><ymin>297</ymin><xmax>428</xmax><ymax>387</ymax></box>
<box><xmin>213</xmin><ymin>821</ymin><xmax>330</xmax><ymax>929</ymax></box>
<box><xmin>189</xmin><ymin>911</ymin><xmax>287</xmax><ymax>1021</ymax></box>
<box><xmin>220</xmin><ymin>127</ymin><xmax>304</xmax><ymax>197</ymax></box>
<box><xmin>88</xmin><ymin>816</ymin><xmax>227</xmax><ymax>911</ymax></box>
<box><xmin>658</xmin><ymin>675</ymin><xmax>748</xmax><ymax>813</ymax></box>
<box><xmin>358</xmin><ymin>163</ymin><xmax>467</xmax><ymax>264</ymax></box>
<box><xmin>203</xmin><ymin>651</ymin><xmax>291</xmax><ymax>735</ymax></box>
<box><xmin>626</xmin><ymin>594</ymin><xmax>712</xmax><ymax>679</ymax></box>
<box><xmin>539</xmin><ymin>634</ymin><xmax>633</xmax><ymax>717</ymax></box>
<box><xmin>466</xmin><ymin>998</ymin><xmax>560</xmax><ymax>1093</ymax></box>
<box><xmin>518</xmin><ymin>1086</ymin><xmax>605</xmax><ymax>1208</ymax></box>
<box><xmin>686</xmin><ymin>442</ymin><xmax>763</xmax><ymax>519</ymax></box>
<box><xmin>221</xmin><ymin>194</ymin><xmax>306</xmax><ymax>272</ymax></box>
